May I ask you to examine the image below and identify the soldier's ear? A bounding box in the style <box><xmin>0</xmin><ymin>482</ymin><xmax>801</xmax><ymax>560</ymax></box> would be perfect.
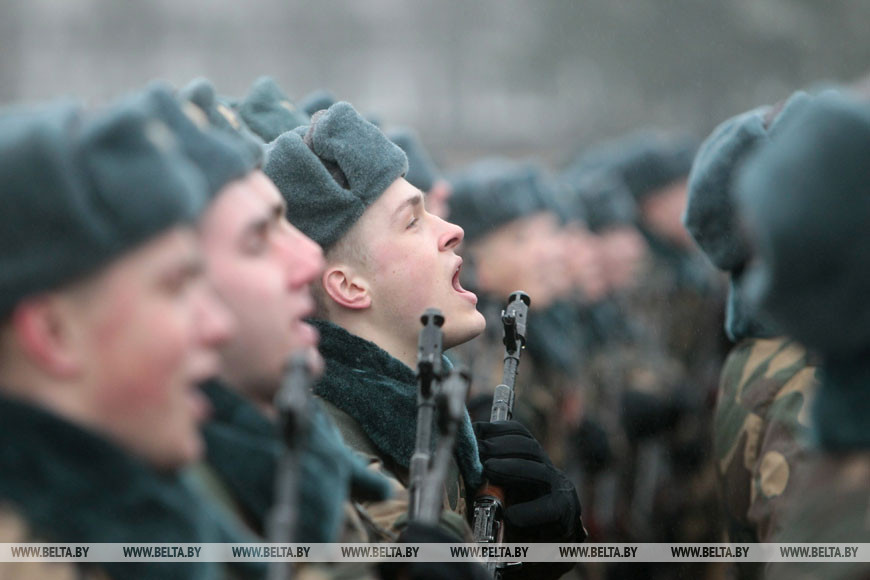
<box><xmin>322</xmin><ymin>265</ymin><xmax>371</xmax><ymax>310</ymax></box>
<box><xmin>9</xmin><ymin>296</ymin><xmax>82</xmax><ymax>378</ymax></box>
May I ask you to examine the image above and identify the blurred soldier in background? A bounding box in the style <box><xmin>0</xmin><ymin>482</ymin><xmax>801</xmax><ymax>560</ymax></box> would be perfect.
<box><xmin>555</xmin><ymin>170</ymin><xmax>651</xmax><ymax>545</ymax></box>
<box><xmin>447</xmin><ymin>159</ymin><xmax>571</xmax><ymax>457</ymax></box>
<box><xmin>0</xmin><ymin>94</ymin><xmax>251</xmax><ymax>580</ymax></box>
<box><xmin>684</xmin><ymin>91</ymin><xmax>822</xmax><ymax>580</ymax></box>
<box><xmin>563</xmin><ymin>134</ymin><xmax>728</xmax><ymax>579</ymax></box>
<box><xmin>736</xmin><ymin>93</ymin><xmax>870</xmax><ymax>580</ymax></box>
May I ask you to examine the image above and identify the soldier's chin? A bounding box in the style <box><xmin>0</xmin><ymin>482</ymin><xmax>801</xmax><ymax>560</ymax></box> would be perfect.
<box><xmin>443</xmin><ymin>312</ymin><xmax>486</xmax><ymax>349</ymax></box>
<box><xmin>151</xmin><ymin>432</ymin><xmax>204</xmax><ymax>474</ymax></box>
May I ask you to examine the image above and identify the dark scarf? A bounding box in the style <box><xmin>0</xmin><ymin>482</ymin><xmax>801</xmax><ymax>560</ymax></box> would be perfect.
<box><xmin>312</xmin><ymin>319</ymin><xmax>484</xmax><ymax>492</ymax></box>
<box><xmin>201</xmin><ymin>379</ymin><xmax>280</xmax><ymax>534</ymax></box>
<box><xmin>202</xmin><ymin>379</ymin><xmax>383</xmax><ymax>543</ymax></box>
<box><xmin>0</xmin><ymin>392</ymin><xmax>260</xmax><ymax>580</ymax></box>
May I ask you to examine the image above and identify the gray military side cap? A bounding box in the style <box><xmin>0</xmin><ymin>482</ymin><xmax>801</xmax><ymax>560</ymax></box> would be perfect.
<box><xmin>299</xmin><ymin>89</ymin><xmax>337</xmax><ymax>118</ymax></box>
<box><xmin>448</xmin><ymin>159</ymin><xmax>556</xmax><ymax>243</ymax></box>
<box><xmin>684</xmin><ymin>91</ymin><xmax>813</xmax><ymax>273</ymax></box>
<box><xmin>386</xmin><ymin>127</ymin><xmax>440</xmax><ymax>193</ymax></box>
<box><xmin>178</xmin><ymin>77</ymin><xmax>266</xmax><ymax>168</ymax></box>
<box><xmin>0</xmin><ymin>99</ymin><xmax>206</xmax><ymax>317</ymax></box>
<box><xmin>238</xmin><ymin>76</ymin><xmax>309</xmax><ymax>144</ymax></box>
<box><xmin>561</xmin><ymin>167</ymin><xmax>636</xmax><ymax>233</ymax></box>
<box><xmin>139</xmin><ymin>83</ymin><xmax>258</xmax><ymax>198</ymax></box>
<box><xmin>573</xmin><ymin>131</ymin><xmax>697</xmax><ymax>201</ymax></box>
<box><xmin>684</xmin><ymin>108</ymin><xmax>768</xmax><ymax>272</ymax></box>
<box><xmin>263</xmin><ymin>102</ymin><xmax>408</xmax><ymax>251</ymax></box>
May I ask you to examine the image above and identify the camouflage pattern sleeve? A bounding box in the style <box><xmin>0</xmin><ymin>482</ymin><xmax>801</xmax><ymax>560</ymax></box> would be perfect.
<box><xmin>765</xmin><ymin>452</ymin><xmax>870</xmax><ymax>580</ymax></box>
<box><xmin>0</xmin><ymin>505</ymin><xmax>108</xmax><ymax>580</ymax></box>
<box><xmin>714</xmin><ymin>337</ymin><xmax>820</xmax><ymax>544</ymax></box>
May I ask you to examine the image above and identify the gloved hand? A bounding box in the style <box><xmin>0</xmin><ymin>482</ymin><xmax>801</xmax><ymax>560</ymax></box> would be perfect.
<box><xmin>378</xmin><ymin>522</ymin><xmax>490</xmax><ymax>580</ymax></box>
<box><xmin>297</xmin><ymin>400</ymin><xmax>392</xmax><ymax>542</ymax></box>
<box><xmin>473</xmin><ymin>420</ymin><xmax>585</xmax><ymax>543</ymax></box>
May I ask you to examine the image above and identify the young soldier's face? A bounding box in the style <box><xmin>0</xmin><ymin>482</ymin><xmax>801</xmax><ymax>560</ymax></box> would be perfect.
<box><xmin>71</xmin><ymin>227</ymin><xmax>232</xmax><ymax>471</ymax></box>
<box><xmin>471</xmin><ymin>212</ymin><xmax>567</xmax><ymax>310</ymax></box>
<box><xmin>598</xmin><ymin>226</ymin><xmax>647</xmax><ymax>292</ymax></box>
<box><xmin>563</xmin><ymin>223</ymin><xmax>607</xmax><ymax>302</ymax></box>
<box><xmin>640</xmin><ymin>179</ymin><xmax>694</xmax><ymax>249</ymax></box>
<box><xmin>199</xmin><ymin>171</ymin><xmax>324</xmax><ymax>399</ymax></box>
<box><xmin>356</xmin><ymin>178</ymin><xmax>486</xmax><ymax>349</ymax></box>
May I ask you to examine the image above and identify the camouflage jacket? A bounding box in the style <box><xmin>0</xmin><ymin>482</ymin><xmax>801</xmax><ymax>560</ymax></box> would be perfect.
<box><xmin>0</xmin><ymin>505</ymin><xmax>107</xmax><ymax>580</ymax></box>
<box><xmin>714</xmin><ymin>337</ymin><xmax>820</xmax><ymax>545</ymax></box>
<box><xmin>766</xmin><ymin>451</ymin><xmax>870</xmax><ymax>580</ymax></box>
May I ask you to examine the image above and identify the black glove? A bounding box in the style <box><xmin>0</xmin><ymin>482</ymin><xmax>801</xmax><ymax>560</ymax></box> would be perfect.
<box><xmin>474</xmin><ymin>420</ymin><xmax>585</xmax><ymax>580</ymax></box>
<box><xmin>474</xmin><ymin>420</ymin><xmax>585</xmax><ymax>543</ymax></box>
<box><xmin>378</xmin><ymin>522</ymin><xmax>490</xmax><ymax>580</ymax></box>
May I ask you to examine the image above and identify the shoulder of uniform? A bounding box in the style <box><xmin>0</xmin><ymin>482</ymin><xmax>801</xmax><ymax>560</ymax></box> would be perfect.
<box><xmin>0</xmin><ymin>504</ymin><xmax>99</xmax><ymax>580</ymax></box>
<box><xmin>0</xmin><ymin>504</ymin><xmax>32</xmax><ymax>542</ymax></box>
<box><xmin>315</xmin><ymin>397</ymin><xmax>381</xmax><ymax>459</ymax></box>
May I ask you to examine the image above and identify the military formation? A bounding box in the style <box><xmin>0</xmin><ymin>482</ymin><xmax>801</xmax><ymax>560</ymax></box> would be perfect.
<box><xmin>0</xmin><ymin>72</ymin><xmax>867</xmax><ymax>580</ymax></box>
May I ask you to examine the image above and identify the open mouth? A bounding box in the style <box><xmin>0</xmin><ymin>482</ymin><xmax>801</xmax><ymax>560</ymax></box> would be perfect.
<box><xmin>452</xmin><ymin>263</ymin><xmax>464</xmax><ymax>292</ymax></box>
<box><xmin>451</xmin><ymin>260</ymin><xmax>478</xmax><ymax>304</ymax></box>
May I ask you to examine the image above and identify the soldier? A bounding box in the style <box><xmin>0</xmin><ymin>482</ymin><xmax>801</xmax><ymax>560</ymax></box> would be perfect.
<box><xmin>554</xmin><ymin>171</ymin><xmax>649</xmax><ymax>545</ymax></box>
<box><xmin>735</xmin><ymin>93</ymin><xmax>870</xmax><ymax>580</ymax></box>
<box><xmin>684</xmin><ymin>91</ymin><xmax>821</xmax><ymax>580</ymax></box>
<box><xmin>131</xmin><ymin>81</ymin><xmax>393</xmax><ymax>548</ymax></box>
<box><xmin>263</xmin><ymin>102</ymin><xmax>585</xmax><ymax>578</ymax></box>
<box><xmin>447</xmin><ymin>158</ymin><xmax>570</xmax><ymax>439</ymax></box>
<box><xmin>0</xmin><ymin>95</ymin><xmax>248</xmax><ymax>579</ymax></box>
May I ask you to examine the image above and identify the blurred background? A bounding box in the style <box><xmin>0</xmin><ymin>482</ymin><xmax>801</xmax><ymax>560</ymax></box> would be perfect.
<box><xmin>1</xmin><ymin>0</ymin><xmax>869</xmax><ymax>164</ymax></box>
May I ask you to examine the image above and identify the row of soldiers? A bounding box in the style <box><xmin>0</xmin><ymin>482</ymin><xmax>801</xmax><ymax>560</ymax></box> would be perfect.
<box><xmin>0</xmin><ymin>79</ymin><xmax>585</xmax><ymax>580</ymax></box>
<box><xmin>1</xmin><ymin>72</ymin><xmax>869</xmax><ymax>580</ymax></box>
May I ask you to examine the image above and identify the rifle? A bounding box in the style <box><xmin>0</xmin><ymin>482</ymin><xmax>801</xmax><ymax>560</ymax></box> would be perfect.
<box><xmin>266</xmin><ymin>352</ymin><xmax>312</xmax><ymax>580</ymax></box>
<box><xmin>471</xmin><ymin>291</ymin><xmax>531</xmax><ymax>578</ymax></box>
<box><xmin>409</xmin><ymin>309</ymin><xmax>474</xmax><ymax>526</ymax></box>
<box><xmin>408</xmin><ymin>308</ymin><xmax>444</xmax><ymax>522</ymax></box>
<box><xmin>416</xmin><ymin>367</ymin><xmax>471</xmax><ymax>524</ymax></box>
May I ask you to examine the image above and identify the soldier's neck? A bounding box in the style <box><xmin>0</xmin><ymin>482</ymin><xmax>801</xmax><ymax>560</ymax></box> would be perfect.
<box><xmin>333</xmin><ymin>317</ymin><xmax>417</xmax><ymax>372</ymax></box>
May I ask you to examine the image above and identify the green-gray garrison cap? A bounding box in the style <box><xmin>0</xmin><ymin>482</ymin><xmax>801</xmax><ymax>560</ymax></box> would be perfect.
<box><xmin>0</xmin><ymin>98</ymin><xmax>207</xmax><ymax>317</ymax></box>
<box><xmin>138</xmin><ymin>83</ymin><xmax>258</xmax><ymax>199</ymax></box>
<box><xmin>684</xmin><ymin>91</ymin><xmax>813</xmax><ymax>273</ymax></box>
<box><xmin>238</xmin><ymin>76</ymin><xmax>309</xmax><ymax>144</ymax></box>
<box><xmin>178</xmin><ymin>77</ymin><xmax>266</xmax><ymax>169</ymax></box>
<box><xmin>448</xmin><ymin>159</ymin><xmax>556</xmax><ymax>243</ymax></box>
<box><xmin>299</xmin><ymin>89</ymin><xmax>337</xmax><ymax>118</ymax></box>
<box><xmin>560</xmin><ymin>167</ymin><xmax>636</xmax><ymax>232</ymax></box>
<box><xmin>264</xmin><ymin>101</ymin><xmax>408</xmax><ymax>251</ymax></box>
